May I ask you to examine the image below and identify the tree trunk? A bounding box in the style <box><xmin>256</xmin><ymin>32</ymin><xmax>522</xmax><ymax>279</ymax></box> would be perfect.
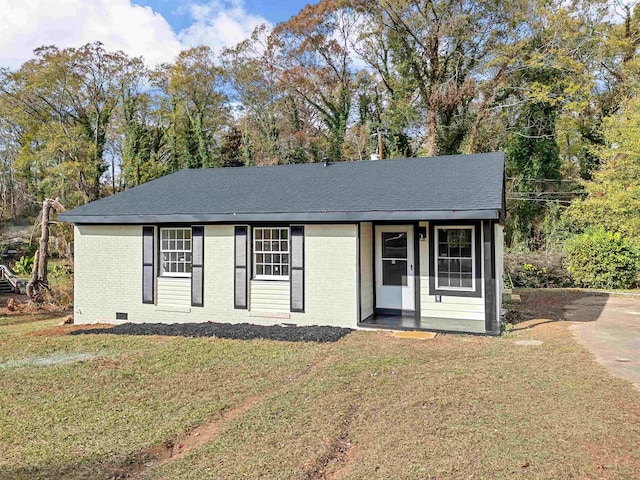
<box><xmin>425</xmin><ymin>109</ymin><xmax>437</xmax><ymax>157</ymax></box>
<box><xmin>26</xmin><ymin>198</ymin><xmax>65</xmax><ymax>302</ymax></box>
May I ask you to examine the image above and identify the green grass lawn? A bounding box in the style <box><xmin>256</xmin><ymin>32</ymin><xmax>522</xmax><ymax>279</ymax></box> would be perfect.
<box><xmin>1</xmin><ymin>310</ymin><xmax>640</xmax><ymax>479</ymax></box>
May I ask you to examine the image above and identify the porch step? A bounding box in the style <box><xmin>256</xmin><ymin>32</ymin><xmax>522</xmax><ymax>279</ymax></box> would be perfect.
<box><xmin>391</xmin><ymin>331</ymin><xmax>437</xmax><ymax>340</ymax></box>
<box><xmin>0</xmin><ymin>279</ymin><xmax>14</xmax><ymax>293</ymax></box>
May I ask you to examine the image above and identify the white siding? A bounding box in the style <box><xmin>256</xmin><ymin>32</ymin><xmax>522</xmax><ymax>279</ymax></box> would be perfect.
<box><xmin>73</xmin><ymin>223</ymin><xmax>358</xmax><ymax>328</ymax></box>
<box><xmin>495</xmin><ymin>223</ymin><xmax>505</xmax><ymax>323</ymax></box>
<box><xmin>290</xmin><ymin>224</ymin><xmax>358</xmax><ymax>327</ymax></box>
<box><xmin>156</xmin><ymin>277</ymin><xmax>191</xmax><ymax>312</ymax></box>
<box><xmin>359</xmin><ymin>222</ymin><xmax>374</xmax><ymax>320</ymax></box>
<box><xmin>249</xmin><ymin>280</ymin><xmax>290</xmax><ymax>314</ymax></box>
<box><xmin>418</xmin><ymin>221</ymin><xmax>486</xmax><ymax>333</ymax></box>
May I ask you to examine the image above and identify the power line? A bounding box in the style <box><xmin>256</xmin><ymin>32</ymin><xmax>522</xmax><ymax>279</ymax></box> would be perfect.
<box><xmin>506</xmin><ymin>197</ymin><xmax>573</xmax><ymax>203</ymax></box>
<box><xmin>506</xmin><ymin>176</ymin><xmax>580</xmax><ymax>183</ymax></box>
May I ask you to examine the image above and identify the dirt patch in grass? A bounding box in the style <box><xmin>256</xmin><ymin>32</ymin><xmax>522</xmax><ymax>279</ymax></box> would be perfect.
<box><xmin>508</xmin><ymin>288</ymin><xmax>609</xmax><ymax>326</ymax></box>
<box><xmin>29</xmin><ymin>323</ymin><xmax>113</xmax><ymax>337</ymax></box>
<box><xmin>302</xmin><ymin>405</ymin><xmax>358</xmax><ymax>480</ymax></box>
<box><xmin>0</xmin><ymin>310</ymin><xmax>68</xmax><ymax>326</ymax></box>
<box><xmin>114</xmin><ymin>393</ymin><xmax>267</xmax><ymax>479</ymax></box>
<box><xmin>70</xmin><ymin>321</ymin><xmax>353</xmax><ymax>343</ymax></box>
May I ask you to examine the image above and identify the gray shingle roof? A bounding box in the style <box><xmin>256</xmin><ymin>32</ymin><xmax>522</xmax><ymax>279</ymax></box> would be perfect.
<box><xmin>59</xmin><ymin>152</ymin><xmax>505</xmax><ymax>224</ymax></box>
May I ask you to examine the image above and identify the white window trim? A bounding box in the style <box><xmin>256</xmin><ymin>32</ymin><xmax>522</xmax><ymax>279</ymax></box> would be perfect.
<box><xmin>160</xmin><ymin>227</ymin><xmax>192</xmax><ymax>278</ymax></box>
<box><xmin>434</xmin><ymin>225</ymin><xmax>475</xmax><ymax>292</ymax></box>
<box><xmin>253</xmin><ymin>227</ymin><xmax>290</xmax><ymax>281</ymax></box>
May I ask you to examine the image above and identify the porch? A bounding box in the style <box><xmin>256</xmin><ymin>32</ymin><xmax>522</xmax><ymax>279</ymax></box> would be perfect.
<box><xmin>358</xmin><ymin>313</ymin><xmax>487</xmax><ymax>334</ymax></box>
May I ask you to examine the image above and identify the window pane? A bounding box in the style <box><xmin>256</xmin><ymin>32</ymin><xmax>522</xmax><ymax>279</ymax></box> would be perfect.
<box><xmin>461</xmin><ymin>259</ymin><xmax>472</xmax><ymax>273</ymax></box>
<box><xmin>264</xmin><ymin>230</ymin><xmax>271</xmax><ymax>240</ymax></box>
<box><xmin>272</xmin><ymin>241</ymin><xmax>280</xmax><ymax>251</ymax></box>
<box><xmin>448</xmin><ymin>245</ymin><xmax>460</xmax><ymax>257</ymax></box>
<box><xmin>282</xmin><ymin>254</ymin><xmax>289</xmax><ymax>264</ymax></box>
<box><xmin>282</xmin><ymin>265</ymin><xmax>289</xmax><ymax>275</ymax></box>
<box><xmin>382</xmin><ymin>232</ymin><xmax>407</xmax><ymax>259</ymax></box>
<box><xmin>265</xmin><ymin>253</ymin><xmax>272</xmax><ymax>263</ymax></box>
<box><xmin>273</xmin><ymin>254</ymin><xmax>280</xmax><ymax>264</ymax></box>
<box><xmin>265</xmin><ymin>265</ymin><xmax>272</xmax><ymax>275</ymax></box>
<box><xmin>273</xmin><ymin>265</ymin><xmax>281</xmax><ymax>275</ymax></box>
<box><xmin>273</xmin><ymin>229</ymin><xmax>280</xmax><ymax>240</ymax></box>
<box><xmin>255</xmin><ymin>229</ymin><xmax>262</xmax><ymax>239</ymax></box>
<box><xmin>382</xmin><ymin>259</ymin><xmax>407</xmax><ymax>286</ymax></box>
<box><xmin>438</xmin><ymin>259</ymin><xmax>449</xmax><ymax>273</ymax></box>
<box><xmin>281</xmin><ymin>241</ymin><xmax>288</xmax><ymax>252</ymax></box>
<box><xmin>264</xmin><ymin>242</ymin><xmax>271</xmax><ymax>251</ymax></box>
<box><xmin>461</xmin><ymin>275</ymin><xmax>473</xmax><ymax>288</ymax></box>
<box><xmin>184</xmin><ymin>229</ymin><xmax>191</xmax><ymax>240</ymax></box>
<box><xmin>256</xmin><ymin>253</ymin><xmax>263</xmax><ymax>263</ymax></box>
<box><xmin>450</xmin><ymin>259</ymin><xmax>461</xmax><ymax>273</ymax></box>
<box><xmin>256</xmin><ymin>265</ymin><xmax>263</xmax><ymax>275</ymax></box>
<box><xmin>438</xmin><ymin>272</ymin><xmax>449</xmax><ymax>287</ymax></box>
<box><xmin>438</xmin><ymin>243</ymin><xmax>448</xmax><ymax>257</ymax></box>
<box><xmin>461</xmin><ymin>244</ymin><xmax>472</xmax><ymax>257</ymax></box>
<box><xmin>450</xmin><ymin>274</ymin><xmax>461</xmax><ymax>287</ymax></box>
<box><xmin>281</xmin><ymin>230</ymin><xmax>288</xmax><ymax>239</ymax></box>
<box><xmin>255</xmin><ymin>241</ymin><xmax>263</xmax><ymax>251</ymax></box>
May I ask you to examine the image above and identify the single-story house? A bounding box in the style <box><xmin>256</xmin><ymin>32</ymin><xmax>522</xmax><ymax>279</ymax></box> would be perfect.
<box><xmin>59</xmin><ymin>152</ymin><xmax>505</xmax><ymax>335</ymax></box>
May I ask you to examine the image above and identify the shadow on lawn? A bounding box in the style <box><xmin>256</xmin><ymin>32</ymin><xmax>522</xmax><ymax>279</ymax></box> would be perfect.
<box><xmin>508</xmin><ymin>290</ymin><xmax>609</xmax><ymax>331</ymax></box>
<box><xmin>70</xmin><ymin>321</ymin><xmax>353</xmax><ymax>343</ymax></box>
<box><xmin>0</xmin><ymin>453</ymin><xmax>124</xmax><ymax>480</ymax></box>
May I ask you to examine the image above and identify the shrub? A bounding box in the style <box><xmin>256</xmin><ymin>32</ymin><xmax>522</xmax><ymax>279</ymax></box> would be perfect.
<box><xmin>12</xmin><ymin>255</ymin><xmax>34</xmax><ymax>276</ymax></box>
<box><xmin>505</xmin><ymin>249</ymin><xmax>572</xmax><ymax>288</ymax></box>
<box><xmin>565</xmin><ymin>228</ymin><xmax>640</xmax><ymax>289</ymax></box>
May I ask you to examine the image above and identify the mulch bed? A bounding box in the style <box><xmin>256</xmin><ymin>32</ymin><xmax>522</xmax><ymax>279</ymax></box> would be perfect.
<box><xmin>69</xmin><ymin>321</ymin><xmax>353</xmax><ymax>343</ymax></box>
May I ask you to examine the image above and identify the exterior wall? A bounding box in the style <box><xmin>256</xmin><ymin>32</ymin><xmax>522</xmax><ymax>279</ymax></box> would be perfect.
<box><xmin>290</xmin><ymin>224</ymin><xmax>358</xmax><ymax>327</ymax></box>
<box><xmin>359</xmin><ymin>222</ymin><xmax>374</xmax><ymax>320</ymax></box>
<box><xmin>249</xmin><ymin>280</ymin><xmax>290</xmax><ymax>315</ymax></box>
<box><xmin>495</xmin><ymin>223</ymin><xmax>505</xmax><ymax>324</ymax></box>
<box><xmin>156</xmin><ymin>277</ymin><xmax>191</xmax><ymax>312</ymax></box>
<box><xmin>418</xmin><ymin>221</ymin><xmax>486</xmax><ymax>333</ymax></box>
<box><xmin>73</xmin><ymin>223</ymin><xmax>358</xmax><ymax>328</ymax></box>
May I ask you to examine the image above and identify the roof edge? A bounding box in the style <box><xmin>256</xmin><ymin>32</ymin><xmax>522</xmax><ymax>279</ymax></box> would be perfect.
<box><xmin>60</xmin><ymin>209</ymin><xmax>501</xmax><ymax>224</ymax></box>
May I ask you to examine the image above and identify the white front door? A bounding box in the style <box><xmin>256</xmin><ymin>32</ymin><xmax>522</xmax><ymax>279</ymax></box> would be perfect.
<box><xmin>375</xmin><ymin>225</ymin><xmax>415</xmax><ymax>312</ymax></box>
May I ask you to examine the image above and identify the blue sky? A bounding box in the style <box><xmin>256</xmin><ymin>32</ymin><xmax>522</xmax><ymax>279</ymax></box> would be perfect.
<box><xmin>0</xmin><ymin>0</ymin><xmax>311</xmax><ymax>69</ymax></box>
<box><xmin>131</xmin><ymin>0</ymin><xmax>310</xmax><ymax>30</ymax></box>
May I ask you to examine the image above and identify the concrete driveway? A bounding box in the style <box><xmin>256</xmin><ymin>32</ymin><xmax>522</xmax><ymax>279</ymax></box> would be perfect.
<box><xmin>568</xmin><ymin>294</ymin><xmax>640</xmax><ymax>390</ymax></box>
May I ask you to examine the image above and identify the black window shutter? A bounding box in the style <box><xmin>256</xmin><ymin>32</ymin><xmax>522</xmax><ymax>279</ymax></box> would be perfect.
<box><xmin>142</xmin><ymin>226</ymin><xmax>154</xmax><ymax>304</ymax></box>
<box><xmin>234</xmin><ymin>226</ymin><xmax>248</xmax><ymax>309</ymax></box>
<box><xmin>290</xmin><ymin>226</ymin><xmax>304</xmax><ymax>312</ymax></box>
<box><xmin>191</xmin><ymin>226</ymin><xmax>204</xmax><ymax>307</ymax></box>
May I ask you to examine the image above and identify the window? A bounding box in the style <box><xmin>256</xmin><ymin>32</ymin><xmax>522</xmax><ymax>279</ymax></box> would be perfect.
<box><xmin>381</xmin><ymin>231</ymin><xmax>408</xmax><ymax>286</ymax></box>
<box><xmin>253</xmin><ymin>227</ymin><xmax>289</xmax><ymax>280</ymax></box>
<box><xmin>435</xmin><ymin>226</ymin><xmax>474</xmax><ymax>290</ymax></box>
<box><xmin>160</xmin><ymin>228</ymin><xmax>192</xmax><ymax>277</ymax></box>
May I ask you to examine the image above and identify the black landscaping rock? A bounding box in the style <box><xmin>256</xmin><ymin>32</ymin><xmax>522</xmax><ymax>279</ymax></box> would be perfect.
<box><xmin>69</xmin><ymin>322</ymin><xmax>353</xmax><ymax>343</ymax></box>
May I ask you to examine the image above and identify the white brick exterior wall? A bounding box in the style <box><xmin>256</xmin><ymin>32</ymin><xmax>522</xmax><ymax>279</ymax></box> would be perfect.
<box><xmin>73</xmin><ymin>223</ymin><xmax>358</xmax><ymax>328</ymax></box>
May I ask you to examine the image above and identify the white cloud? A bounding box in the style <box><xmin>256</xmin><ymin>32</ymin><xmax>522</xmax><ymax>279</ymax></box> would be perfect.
<box><xmin>178</xmin><ymin>0</ymin><xmax>271</xmax><ymax>54</ymax></box>
<box><xmin>0</xmin><ymin>0</ymin><xmax>270</xmax><ymax>70</ymax></box>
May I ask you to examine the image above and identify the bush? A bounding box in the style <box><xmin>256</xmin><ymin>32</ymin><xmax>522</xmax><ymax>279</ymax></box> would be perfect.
<box><xmin>565</xmin><ymin>228</ymin><xmax>640</xmax><ymax>289</ymax></box>
<box><xmin>12</xmin><ymin>255</ymin><xmax>34</xmax><ymax>276</ymax></box>
<box><xmin>505</xmin><ymin>249</ymin><xmax>573</xmax><ymax>288</ymax></box>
